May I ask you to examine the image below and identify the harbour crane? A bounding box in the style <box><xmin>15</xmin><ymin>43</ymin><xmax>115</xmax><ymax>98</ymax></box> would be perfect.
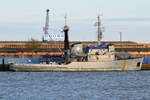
<box><xmin>42</xmin><ymin>9</ymin><xmax>50</xmax><ymax>42</ymax></box>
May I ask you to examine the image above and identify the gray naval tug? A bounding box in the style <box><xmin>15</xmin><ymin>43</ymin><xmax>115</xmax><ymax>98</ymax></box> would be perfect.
<box><xmin>10</xmin><ymin>10</ymin><xmax>143</xmax><ymax>72</ymax></box>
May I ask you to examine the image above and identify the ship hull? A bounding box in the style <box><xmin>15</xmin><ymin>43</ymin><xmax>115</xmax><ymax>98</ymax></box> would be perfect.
<box><xmin>10</xmin><ymin>58</ymin><xmax>143</xmax><ymax>72</ymax></box>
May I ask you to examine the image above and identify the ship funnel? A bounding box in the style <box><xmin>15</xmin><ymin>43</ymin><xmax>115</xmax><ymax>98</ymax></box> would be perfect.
<box><xmin>63</xmin><ymin>15</ymin><xmax>70</xmax><ymax>64</ymax></box>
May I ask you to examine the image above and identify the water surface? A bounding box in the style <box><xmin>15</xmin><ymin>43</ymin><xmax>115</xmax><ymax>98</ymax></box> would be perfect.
<box><xmin>0</xmin><ymin>71</ymin><xmax>150</xmax><ymax>100</ymax></box>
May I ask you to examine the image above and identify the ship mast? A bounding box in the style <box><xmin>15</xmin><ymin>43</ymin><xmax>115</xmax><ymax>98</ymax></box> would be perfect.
<box><xmin>95</xmin><ymin>15</ymin><xmax>104</xmax><ymax>45</ymax></box>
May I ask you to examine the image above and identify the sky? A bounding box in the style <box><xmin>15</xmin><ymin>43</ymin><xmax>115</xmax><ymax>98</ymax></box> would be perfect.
<box><xmin>0</xmin><ymin>0</ymin><xmax>150</xmax><ymax>43</ymax></box>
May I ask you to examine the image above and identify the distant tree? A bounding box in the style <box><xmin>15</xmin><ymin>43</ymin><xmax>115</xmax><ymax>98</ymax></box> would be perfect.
<box><xmin>25</xmin><ymin>38</ymin><xmax>42</xmax><ymax>52</ymax></box>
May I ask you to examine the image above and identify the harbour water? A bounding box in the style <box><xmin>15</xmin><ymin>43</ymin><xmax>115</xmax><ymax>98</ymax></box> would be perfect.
<box><xmin>0</xmin><ymin>71</ymin><xmax>150</xmax><ymax>100</ymax></box>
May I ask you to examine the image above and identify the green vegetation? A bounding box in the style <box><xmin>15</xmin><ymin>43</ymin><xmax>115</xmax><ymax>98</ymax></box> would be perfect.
<box><xmin>25</xmin><ymin>38</ymin><xmax>42</xmax><ymax>52</ymax></box>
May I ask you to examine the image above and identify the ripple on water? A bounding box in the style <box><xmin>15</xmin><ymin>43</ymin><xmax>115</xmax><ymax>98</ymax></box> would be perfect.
<box><xmin>0</xmin><ymin>71</ymin><xmax>150</xmax><ymax>100</ymax></box>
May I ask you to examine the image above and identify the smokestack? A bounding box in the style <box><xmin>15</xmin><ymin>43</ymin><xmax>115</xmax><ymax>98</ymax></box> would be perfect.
<box><xmin>63</xmin><ymin>15</ymin><xmax>70</xmax><ymax>64</ymax></box>
<box><xmin>64</xmin><ymin>25</ymin><xmax>69</xmax><ymax>50</ymax></box>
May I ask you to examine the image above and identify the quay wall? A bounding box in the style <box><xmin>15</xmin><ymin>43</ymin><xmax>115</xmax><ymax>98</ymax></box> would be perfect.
<box><xmin>0</xmin><ymin>41</ymin><xmax>150</xmax><ymax>61</ymax></box>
